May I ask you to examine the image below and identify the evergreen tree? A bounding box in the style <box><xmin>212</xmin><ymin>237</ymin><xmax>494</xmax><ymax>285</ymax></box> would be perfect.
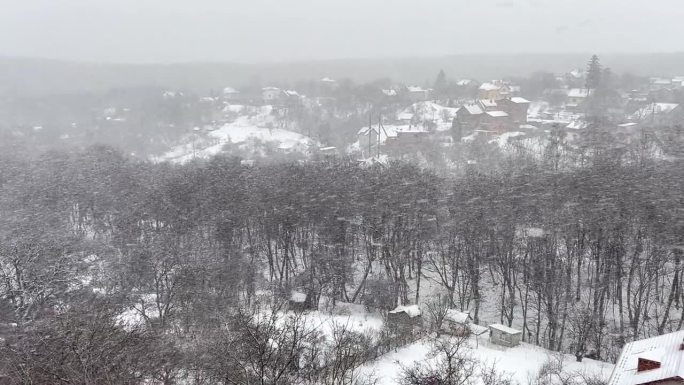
<box><xmin>585</xmin><ymin>55</ymin><xmax>602</xmax><ymax>89</ymax></box>
<box><xmin>434</xmin><ymin>69</ymin><xmax>448</xmax><ymax>98</ymax></box>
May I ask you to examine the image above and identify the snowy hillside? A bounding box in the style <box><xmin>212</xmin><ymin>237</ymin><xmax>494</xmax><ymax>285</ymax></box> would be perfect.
<box><xmin>155</xmin><ymin>104</ymin><xmax>317</xmax><ymax>163</ymax></box>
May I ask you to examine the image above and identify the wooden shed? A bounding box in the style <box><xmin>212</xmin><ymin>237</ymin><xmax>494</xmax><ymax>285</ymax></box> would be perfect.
<box><xmin>442</xmin><ymin>310</ymin><xmax>473</xmax><ymax>336</ymax></box>
<box><xmin>488</xmin><ymin>323</ymin><xmax>522</xmax><ymax>347</ymax></box>
<box><xmin>387</xmin><ymin>305</ymin><xmax>422</xmax><ymax>335</ymax></box>
<box><xmin>288</xmin><ymin>291</ymin><xmax>313</xmax><ymax>312</ymax></box>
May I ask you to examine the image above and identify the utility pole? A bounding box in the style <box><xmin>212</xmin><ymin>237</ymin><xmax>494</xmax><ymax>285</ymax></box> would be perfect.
<box><xmin>368</xmin><ymin>112</ymin><xmax>372</xmax><ymax>157</ymax></box>
<box><xmin>377</xmin><ymin>114</ymin><xmax>382</xmax><ymax>158</ymax></box>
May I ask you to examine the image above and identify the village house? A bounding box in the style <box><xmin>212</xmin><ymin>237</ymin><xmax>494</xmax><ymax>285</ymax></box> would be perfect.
<box><xmin>497</xmin><ymin>97</ymin><xmax>531</xmax><ymax>124</ymax></box>
<box><xmin>650</xmin><ymin>77</ymin><xmax>673</xmax><ymax>91</ymax></box>
<box><xmin>396</xmin><ymin>111</ymin><xmax>415</xmax><ymax>126</ymax></box>
<box><xmin>454</xmin><ymin>103</ymin><xmax>485</xmax><ymax>136</ymax></box>
<box><xmin>454</xmin><ymin>96</ymin><xmax>530</xmax><ymax>135</ymax></box>
<box><xmin>262</xmin><ymin>87</ymin><xmax>283</xmax><ymax>102</ymax></box>
<box><xmin>671</xmin><ymin>76</ymin><xmax>684</xmax><ymax>88</ymax></box>
<box><xmin>357</xmin><ymin>126</ymin><xmax>382</xmax><ymax>151</ymax></box>
<box><xmin>387</xmin><ymin>305</ymin><xmax>422</xmax><ymax>335</ymax></box>
<box><xmin>629</xmin><ymin>103</ymin><xmax>683</xmax><ymax>125</ymax></box>
<box><xmin>384</xmin><ymin>129</ymin><xmax>431</xmax><ymax>154</ymax></box>
<box><xmin>488</xmin><ymin>323</ymin><xmax>522</xmax><ymax>348</ymax></box>
<box><xmin>382</xmin><ymin>89</ymin><xmax>398</xmax><ymax>98</ymax></box>
<box><xmin>566</xmin><ymin>88</ymin><xmax>593</xmax><ymax>109</ymax></box>
<box><xmin>607</xmin><ymin>330</ymin><xmax>684</xmax><ymax>385</ymax></box>
<box><xmin>406</xmin><ymin>86</ymin><xmax>430</xmax><ymax>102</ymax></box>
<box><xmin>482</xmin><ymin>110</ymin><xmax>510</xmax><ymax>133</ymax></box>
<box><xmin>222</xmin><ymin>87</ymin><xmax>241</xmax><ymax>101</ymax></box>
<box><xmin>479</xmin><ymin>99</ymin><xmax>498</xmax><ymax>111</ymax></box>
<box><xmin>477</xmin><ymin>81</ymin><xmax>511</xmax><ymax>101</ymax></box>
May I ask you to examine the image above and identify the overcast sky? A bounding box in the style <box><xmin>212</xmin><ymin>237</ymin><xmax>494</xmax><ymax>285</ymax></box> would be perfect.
<box><xmin>1</xmin><ymin>0</ymin><xmax>682</xmax><ymax>63</ymax></box>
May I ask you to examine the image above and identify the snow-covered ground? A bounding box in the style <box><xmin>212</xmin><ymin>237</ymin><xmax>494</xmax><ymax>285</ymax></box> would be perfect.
<box><xmin>363</xmin><ymin>335</ymin><xmax>614</xmax><ymax>385</ymax></box>
<box><xmin>155</xmin><ymin>104</ymin><xmax>317</xmax><ymax>163</ymax></box>
<box><xmin>288</xmin><ymin>305</ymin><xmax>613</xmax><ymax>385</ymax></box>
<box><xmin>400</xmin><ymin>101</ymin><xmax>458</xmax><ymax>131</ymax></box>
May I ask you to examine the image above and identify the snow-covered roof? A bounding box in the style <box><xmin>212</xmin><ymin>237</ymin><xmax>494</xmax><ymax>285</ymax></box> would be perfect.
<box><xmin>263</xmin><ymin>86</ymin><xmax>281</xmax><ymax>91</ymax></box>
<box><xmin>290</xmin><ymin>291</ymin><xmax>307</xmax><ymax>303</ymax></box>
<box><xmin>407</xmin><ymin>86</ymin><xmax>426</xmax><ymax>93</ymax></box>
<box><xmin>618</xmin><ymin>122</ymin><xmax>639</xmax><ymax>128</ymax></box>
<box><xmin>569</xmin><ymin>69</ymin><xmax>584</xmax><ymax>79</ymax></box>
<box><xmin>567</xmin><ymin>88</ymin><xmax>593</xmax><ymax>98</ymax></box>
<box><xmin>461</xmin><ymin>104</ymin><xmax>484</xmax><ymax>115</ymax></box>
<box><xmin>284</xmin><ymin>90</ymin><xmax>300</xmax><ymax>97</ymax></box>
<box><xmin>510</xmin><ymin>97</ymin><xmax>531</xmax><ymax>104</ymax></box>
<box><xmin>608</xmin><ymin>330</ymin><xmax>684</xmax><ymax>385</ymax></box>
<box><xmin>479</xmin><ymin>99</ymin><xmax>497</xmax><ymax>108</ymax></box>
<box><xmin>357</xmin><ymin>126</ymin><xmax>379</xmax><ymax>136</ymax></box>
<box><xmin>389</xmin><ymin>305</ymin><xmax>421</xmax><ymax>318</ymax></box>
<box><xmin>382</xmin><ymin>89</ymin><xmax>398</xmax><ymax>96</ymax></box>
<box><xmin>223</xmin><ymin>87</ymin><xmax>239</xmax><ymax>94</ymax></box>
<box><xmin>489</xmin><ymin>323</ymin><xmax>522</xmax><ymax>335</ymax></box>
<box><xmin>457</xmin><ymin>79</ymin><xmax>473</xmax><ymax>86</ymax></box>
<box><xmin>470</xmin><ymin>324</ymin><xmax>489</xmax><ymax>336</ymax></box>
<box><xmin>566</xmin><ymin>120</ymin><xmax>589</xmax><ymax>130</ymax></box>
<box><xmin>479</xmin><ymin>82</ymin><xmax>500</xmax><ymax>91</ymax></box>
<box><xmin>321</xmin><ymin>77</ymin><xmax>336</xmax><ymax>83</ymax></box>
<box><xmin>445</xmin><ymin>310</ymin><xmax>471</xmax><ymax>324</ymax></box>
<box><xmin>397</xmin><ymin>112</ymin><xmax>414</xmax><ymax>121</ymax></box>
<box><xmin>652</xmin><ymin>78</ymin><xmax>672</xmax><ymax>85</ymax></box>
<box><xmin>629</xmin><ymin>103</ymin><xmax>680</xmax><ymax>121</ymax></box>
<box><xmin>486</xmin><ymin>111</ymin><xmax>509</xmax><ymax>118</ymax></box>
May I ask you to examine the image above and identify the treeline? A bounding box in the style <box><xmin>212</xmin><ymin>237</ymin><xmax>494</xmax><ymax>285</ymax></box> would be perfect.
<box><xmin>0</xmin><ymin>146</ymin><xmax>681</xmax><ymax>382</ymax></box>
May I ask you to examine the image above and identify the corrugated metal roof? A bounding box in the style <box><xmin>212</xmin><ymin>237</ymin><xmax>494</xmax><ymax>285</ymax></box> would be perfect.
<box><xmin>608</xmin><ymin>330</ymin><xmax>684</xmax><ymax>385</ymax></box>
<box><xmin>489</xmin><ymin>323</ymin><xmax>521</xmax><ymax>334</ymax></box>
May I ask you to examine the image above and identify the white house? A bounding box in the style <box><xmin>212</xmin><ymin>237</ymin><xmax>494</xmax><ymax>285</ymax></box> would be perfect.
<box><xmin>406</xmin><ymin>86</ymin><xmax>430</xmax><ymax>102</ymax></box>
<box><xmin>262</xmin><ymin>87</ymin><xmax>283</xmax><ymax>102</ymax></box>
<box><xmin>607</xmin><ymin>330</ymin><xmax>684</xmax><ymax>385</ymax></box>
<box><xmin>567</xmin><ymin>88</ymin><xmax>593</xmax><ymax>107</ymax></box>
<box><xmin>223</xmin><ymin>87</ymin><xmax>240</xmax><ymax>100</ymax></box>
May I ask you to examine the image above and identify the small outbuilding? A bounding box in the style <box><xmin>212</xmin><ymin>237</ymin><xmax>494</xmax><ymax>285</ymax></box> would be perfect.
<box><xmin>488</xmin><ymin>323</ymin><xmax>522</xmax><ymax>348</ymax></box>
<box><xmin>442</xmin><ymin>310</ymin><xmax>473</xmax><ymax>336</ymax></box>
<box><xmin>288</xmin><ymin>290</ymin><xmax>313</xmax><ymax>312</ymax></box>
<box><xmin>387</xmin><ymin>305</ymin><xmax>422</xmax><ymax>334</ymax></box>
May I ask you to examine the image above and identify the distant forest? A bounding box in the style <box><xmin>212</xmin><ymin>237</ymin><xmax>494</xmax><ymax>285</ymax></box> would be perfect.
<box><xmin>4</xmin><ymin>53</ymin><xmax>684</xmax><ymax>96</ymax></box>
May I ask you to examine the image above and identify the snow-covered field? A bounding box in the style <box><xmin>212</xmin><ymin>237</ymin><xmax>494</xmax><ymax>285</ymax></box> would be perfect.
<box><xmin>363</xmin><ymin>336</ymin><xmax>613</xmax><ymax>385</ymax></box>
<box><xmin>292</xmin><ymin>306</ymin><xmax>613</xmax><ymax>385</ymax></box>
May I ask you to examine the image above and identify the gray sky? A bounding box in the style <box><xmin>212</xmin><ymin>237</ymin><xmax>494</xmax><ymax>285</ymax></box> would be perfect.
<box><xmin>1</xmin><ymin>0</ymin><xmax>682</xmax><ymax>63</ymax></box>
